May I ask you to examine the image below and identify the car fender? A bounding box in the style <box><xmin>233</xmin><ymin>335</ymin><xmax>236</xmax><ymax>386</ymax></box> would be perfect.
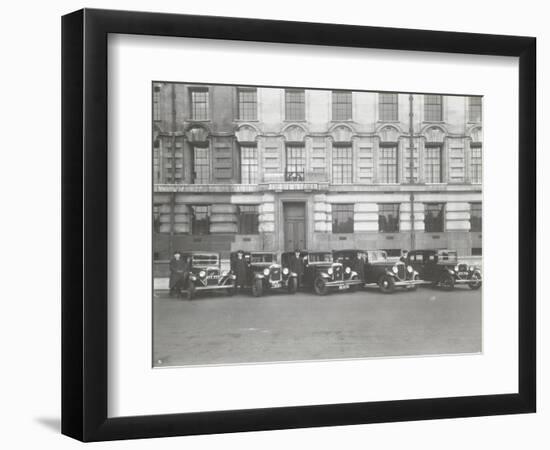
<box><xmin>318</xmin><ymin>272</ymin><xmax>330</xmax><ymax>279</ymax></box>
<box><xmin>289</xmin><ymin>272</ymin><xmax>298</xmax><ymax>278</ymax></box>
<box><xmin>385</xmin><ymin>270</ymin><xmax>397</xmax><ymax>278</ymax></box>
<box><xmin>254</xmin><ymin>273</ymin><xmax>265</xmax><ymax>280</ymax></box>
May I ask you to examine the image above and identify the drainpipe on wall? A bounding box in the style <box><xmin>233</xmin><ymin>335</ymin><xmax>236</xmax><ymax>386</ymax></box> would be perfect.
<box><xmin>409</xmin><ymin>94</ymin><xmax>416</xmax><ymax>251</ymax></box>
<box><xmin>169</xmin><ymin>83</ymin><xmax>177</xmax><ymax>256</ymax></box>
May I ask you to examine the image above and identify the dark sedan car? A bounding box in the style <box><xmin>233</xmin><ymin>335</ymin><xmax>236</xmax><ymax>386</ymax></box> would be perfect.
<box><xmin>230</xmin><ymin>251</ymin><xmax>298</xmax><ymax>296</ymax></box>
<box><xmin>182</xmin><ymin>252</ymin><xmax>236</xmax><ymax>300</ymax></box>
<box><xmin>406</xmin><ymin>249</ymin><xmax>482</xmax><ymax>290</ymax></box>
<box><xmin>333</xmin><ymin>249</ymin><xmax>423</xmax><ymax>293</ymax></box>
<box><xmin>282</xmin><ymin>251</ymin><xmax>362</xmax><ymax>295</ymax></box>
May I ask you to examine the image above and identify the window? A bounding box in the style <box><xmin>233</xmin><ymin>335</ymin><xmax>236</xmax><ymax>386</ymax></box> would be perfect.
<box><xmin>471</xmin><ymin>144</ymin><xmax>482</xmax><ymax>183</ymax></box>
<box><xmin>240</xmin><ymin>145</ymin><xmax>259</xmax><ymax>184</ymax></box>
<box><xmin>472</xmin><ymin>247</ymin><xmax>482</xmax><ymax>256</ymax></box>
<box><xmin>332</xmin><ymin>145</ymin><xmax>353</xmax><ymax>184</ymax></box>
<box><xmin>378</xmin><ymin>204</ymin><xmax>400</xmax><ymax>232</ymax></box>
<box><xmin>191</xmin><ymin>205</ymin><xmax>210</xmax><ymax>235</ymax></box>
<box><xmin>379</xmin><ymin>93</ymin><xmax>398</xmax><ymax>121</ymax></box>
<box><xmin>469</xmin><ymin>96</ymin><xmax>482</xmax><ymax>122</ymax></box>
<box><xmin>424</xmin><ymin>145</ymin><xmax>442</xmax><ymax>183</ymax></box>
<box><xmin>152</xmin><ymin>205</ymin><xmax>161</xmax><ymax>233</ymax></box>
<box><xmin>238</xmin><ymin>88</ymin><xmax>257</xmax><ymax>121</ymax></box>
<box><xmin>424</xmin><ymin>203</ymin><xmax>445</xmax><ymax>232</ymax></box>
<box><xmin>285</xmin><ymin>89</ymin><xmax>305</xmax><ymax>121</ymax></box>
<box><xmin>285</xmin><ymin>144</ymin><xmax>305</xmax><ymax>181</ymax></box>
<box><xmin>424</xmin><ymin>95</ymin><xmax>443</xmax><ymax>121</ymax></box>
<box><xmin>193</xmin><ymin>146</ymin><xmax>210</xmax><ymax>184</ymax></box>
<box><xmin>332</xmin><ymin>204</ymin><xmax>354</xmax><ymax>233</ymax></box>
<box><xmin>190</xmin><ymin>88</ymin><xmax>209</xmax><ymax>120</ymax></box>
<box><xmin>238</xmin><ymin>205</ymin><xmax>259</xmax><ymax>234</ymax></box>
<box><xmin>332</xmin><ymin>91</ymin><xmax>352</xmax><ymax>120</ymax></box>
<box><xmin>153</xmin><ymin>85</ymin><xmax>161</xmax><ymax>121</ymax></box>
<box><xmin>379</xmin><ymin>145</ymin><xmax>398</xmax><ymax>183</ymax></box>
<box><xmin>470</xmin><ymin>202</ymin><xmax>482</xmax><ymax>232</ymax></box>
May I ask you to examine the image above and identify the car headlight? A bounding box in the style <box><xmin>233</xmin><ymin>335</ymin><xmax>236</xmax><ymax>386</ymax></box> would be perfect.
<box><xmin>327</xmin><ymin>268</ymin><xmax>333</xmax><ymax>275</ymax></box>
<box><xmin>407</xmin><ymin>265</ymin><xmax>413</xmax><ymax>273</ymax></box>
<box><xmin>392</xmin><ymin>266</ymin><xmax>398</xmax><ymax>274</ymax></box>
<box><xmin>221</xmin><ymin>270</ymin><xmax>228</xmax><ymax>276</ymax></box>
<box><xmin>345</xmin><ymin>266</ymin><xmax>351</xmax><ymax>274</ymax></box>
<box><xmin>199</xmin><ymin>270</ymin><xmax>206</xmax><ymax>278</ymax></box>
<box><xmin>282</xmin><ymin>267</ymin><xmax>289</xmax><ymax>275</ymax></box>
<box><xmin>469</xmin><ymin>266</ymin><xmax>474</xmax><ymax>271</ymax></box>
<box><xmin>454</xmin><ymin>265</ymin><xmax>459</xmax><ymax>272</ymax></box>
<box><xmin>263</xmin><ymin>268</ymin><xmax>270</xmax><ymax>276</ymax></box>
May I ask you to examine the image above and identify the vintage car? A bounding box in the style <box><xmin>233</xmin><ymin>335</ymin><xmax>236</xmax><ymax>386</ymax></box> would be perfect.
<box><xmin>182</xmin><ymin>252</ymin><xmax>236</xmax><ymax>300</ymax></box>
<box><xmin>333</xmin><ymin>249</ymin><xmax>423</xmax><ymax>294</ymax></box>
<box><xmin>230</xmin><ymin>251</ymin><xmax>298</xmax><ymax>297</ymax></box>
<box><xmin>405</xmin><ymin>249</ymin><xmax>482</xmax><ymax>290</ymax></box>
<box><xmin>282</xmin><ymin>251</ymin><xmax>362</xmax><ymax>295</ymax></box>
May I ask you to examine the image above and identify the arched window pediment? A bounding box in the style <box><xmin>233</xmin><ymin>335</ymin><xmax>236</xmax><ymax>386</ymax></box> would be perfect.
<box><xmin>330</xmin><ymin>125</ymin><xmax>354</xmax><ymax>143</ymax></box>
<box><xmin>235</xmin><ymin>124</ymin><xmax>259</xmax><ymax>143</ymax></box>
<box><xmin>185</xmin><ymin>125</ymin><xmax>209</xmax><ymax>144</ymax></box>
<box><xmin>470</xmin><ymin>126</ymin><xmax>482</xmax><ymax>144</ymax></box>
<box><xmin>377</xmin><ymin>125</ymin><xmax>400</xmax><ymax>143</ymax></box>
<box><xmin>283</xmin><ymin>124</ymin><xmax>307</xmax><ymax>142</ymax></box>
<box><xmin>424</xmin><ymin>126</ymin><xmax>446</xmax><ymax>143</ymax></box>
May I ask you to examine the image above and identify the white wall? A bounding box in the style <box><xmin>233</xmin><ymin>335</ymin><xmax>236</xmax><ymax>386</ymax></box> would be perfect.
<box><xmin>0</xmin><ymin>0</ymin><xmax>546</xmax><ymax>449</ymax></box>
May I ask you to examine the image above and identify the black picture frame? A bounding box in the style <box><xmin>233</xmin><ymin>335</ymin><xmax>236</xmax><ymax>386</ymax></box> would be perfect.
<box><xmin>62</xmin><ymin>8</ymin><xmax>536</xmax><ymax>442</ymax></box>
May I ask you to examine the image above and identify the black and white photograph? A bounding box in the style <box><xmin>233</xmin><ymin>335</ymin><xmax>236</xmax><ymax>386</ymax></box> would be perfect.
<box><xmin>152</xmin><ymin>83</ymin><xmax>483</xmax><ymax>367</ymax></box>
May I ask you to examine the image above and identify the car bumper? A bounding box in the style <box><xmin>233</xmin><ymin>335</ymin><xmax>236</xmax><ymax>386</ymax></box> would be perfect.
<box><xmin>324</xmin><ymin>279</ymin><xmax>363</xmax><ymax>288</ymax></box>
<box><xmin>454</xmin><ymin>278</ymin><xmax>482</xmax><ymax>284</ymax></box>
<box><xmin>364</xmin><ymin>279</ymin><xmax>426</xmax><ymax>288</ymax></box>
<box><xmin>194</xmin><ymin>284</ymin><xmax>234</xmax><ymax>291</ymax></box>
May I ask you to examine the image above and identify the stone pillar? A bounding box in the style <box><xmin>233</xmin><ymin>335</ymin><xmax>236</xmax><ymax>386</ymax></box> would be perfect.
<box><xmin>259</xmin><ymin>193</ymin><xmax>275</xmax><ymax>233</ymax></box>
<box><xmin>354</xmin><ymin>202</ymin><xmax>378</xmax><ymax>232</ymax></box>
<box><xmin>209</xmin><ymin>204</ymin><xmax>238</xmax><ymax>233</ymax></box>
<box><xmin>445</xmin><ymin>202</ymin><xmax>471</xmax><ymax>231</ymax></box>
<box><xmin>313</xmin><ymin>194</ymin><xmax>330</xmax><ymax>232</ymax></box>
<box><xmin>400</xmin><ymin>202</ymin><xmax>425</xmax><ymax>232</ymax></box>
<box><xmin>172</xmin><ymin>195</ymin><xmax>191</xmax><ymax>233</ymax></box>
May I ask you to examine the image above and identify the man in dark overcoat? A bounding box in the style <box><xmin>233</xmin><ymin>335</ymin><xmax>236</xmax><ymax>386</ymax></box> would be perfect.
<box><xmin>169</xmin><ymin>251</ymin><xmax>188</xmax><ymax>297</ymax></box>
<box><xmin>289</xmin><ymin>249</ymin><xmax>305</xmax><ymax>288</ymax></box>
<box><xmin>233</xmin><ymin>250</ymin><xmax>249</xmax><ymax>289</ymax></box>
<box><xmin>351</xmin><ymin>252</ymin><xmax>366</xmax><ymax>282</ymax></box>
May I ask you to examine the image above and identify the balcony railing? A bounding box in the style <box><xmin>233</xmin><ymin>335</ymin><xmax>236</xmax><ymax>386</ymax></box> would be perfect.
<box><xmin>284</xmin><ymin>169</ymin><xmax>305</xmax><ymax>181</ymax></box>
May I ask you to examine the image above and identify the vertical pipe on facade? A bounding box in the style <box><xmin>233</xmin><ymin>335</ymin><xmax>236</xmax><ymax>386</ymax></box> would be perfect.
<box><xmin>409</xmin><ymin>94</ymin><xmax>415</xmax><ymax>251</ymax></box>
<box><xmin>169</xmin><ymin>84</ymin><xmax>177</xmax><ymax>255</ymax></box>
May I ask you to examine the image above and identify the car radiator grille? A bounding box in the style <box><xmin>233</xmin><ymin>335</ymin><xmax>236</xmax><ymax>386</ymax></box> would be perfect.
<box><xmin>397</xmin><ymin>265</ymin><xmax>406</xmax><ymax>280</ymax></box>
<box><xmin>271</xmin><ymin>268</ymin><xmax>281</xmax><ymax>281</ymax></box>
<box><xmin>333</xmin><ymin>266</ymin><xmax>343</xmax><ymax>281</ymax></box>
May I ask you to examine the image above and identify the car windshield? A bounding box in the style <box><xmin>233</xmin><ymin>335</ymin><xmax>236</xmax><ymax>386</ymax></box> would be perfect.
<box><xmin>437</xmin><ymin>250</ymin><xmax>458</xmax><ymax>263</ymax></box>
<box><xmin>250</xmin><ymin>253</ymin><xmax>275</xmax><ymax>263</ymax></box>
<box><xmin>308</xmin><ymin>253</ymin><xmax>333</xmax><ymax>263</ymax></box>
<box><xmin>367</xmin><ymin>250</ymin><xmax>388</xmax><ymax>263</ymax></box>
<box><xmin>191</xmin><ymin>254</ymin><xmax>218</xmax><ymax>266</ymax></box>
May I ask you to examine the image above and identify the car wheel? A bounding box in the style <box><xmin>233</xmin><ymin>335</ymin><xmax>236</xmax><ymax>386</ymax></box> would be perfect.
<box><xmin>468</xmin><ymin>272</ymin><xmax>482</xmax><ymax>290</ymax></box>
<box><xmin>288</xmin><ymin>277</ymin><xmax>298</xmax><ymax>294</ymax></box>
<box><xmin>186</xmin><ymin>283</ymin><xmax>195</xmax><ymax>300</ymax></box>
<box><xmin>251</xmin><ymin>279</ymin><xmax>263</xmax><ymax>297</ymax></box>
<box><xmin>313</xmin><ymin>277</ymin><xmax>328</xmax><ymax>296</ymax></box>
<box><xmin>378</xmin><ymin>275</ymin><xmax>395</xmax><ymax>294</ymax></box>
<box><xmin>440</xmin><ymin>273</ymin><xmax>455</xmax><ymax>291</ymax></box>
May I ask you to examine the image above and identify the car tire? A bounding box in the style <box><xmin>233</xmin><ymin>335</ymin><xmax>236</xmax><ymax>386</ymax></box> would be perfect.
<box><xmin>409</xmin><ymin>274</ymin><xmax>420</xmax><ymax>291</ymax></box>
<box><xmin>313</xmin><ymin>277</ymin><xmax>328</xmax><ymax>296</ymax></box>
<box><xmin>378</xmin><ymin>275</ymin><xmax>396</xmax><ymax>294</ymax></box>
<box><xmin>440</xmin><ymin>273</ymin><xmax>455</xmax><ymax>291</ymax></box>
<box><xmin>468</xmin><ymin>272</ymin><xmax>482</xmax><ymax>290</ymax></box>
<box><xmin>186</xmin><ymin>283</ymin><xmax>195</xmax><ymax>300</ymax></box>
<box><xmin>251</xmin><ymin>279</ymin><xmax>263</xmax><ymax>297</ymax></box>
<box><xmin>288</xmin><ymin>277</ymin><xmax>298</xmax><ymax>294</ymax></box>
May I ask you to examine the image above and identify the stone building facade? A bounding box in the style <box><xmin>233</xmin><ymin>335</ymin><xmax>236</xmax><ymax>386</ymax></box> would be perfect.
<box><xmin>152</xmin><ymin>83</ymin><xmax>482</xmax><ymax>260</ymax></box>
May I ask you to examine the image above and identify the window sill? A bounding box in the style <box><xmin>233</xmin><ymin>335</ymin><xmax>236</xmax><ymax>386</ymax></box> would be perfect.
<box><xmin>422</xmin><ymin>120</ymin><xmax>445</xmax><ymax>124</ymax></box>
<box><xmin>235</xmin><ymin>119</ymin><xmax>259</xmax><ymax>123</ymax></box>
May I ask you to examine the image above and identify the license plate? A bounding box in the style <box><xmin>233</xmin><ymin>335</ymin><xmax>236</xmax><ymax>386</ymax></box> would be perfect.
<box><xmin>271</xmin><ymin>282</ymin><xmax>281</xmax><ymax>288</ymax></box>
<box><xmin>339</xmin><ymin>285</ymin><xmax>349</xmax><ymax>290</ymax></box>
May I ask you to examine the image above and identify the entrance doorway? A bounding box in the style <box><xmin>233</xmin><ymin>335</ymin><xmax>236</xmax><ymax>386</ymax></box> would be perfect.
<box><xmin>283</xmin><ymin>202</ymin><xmax>306</xmax><ymax>251</ymax></box>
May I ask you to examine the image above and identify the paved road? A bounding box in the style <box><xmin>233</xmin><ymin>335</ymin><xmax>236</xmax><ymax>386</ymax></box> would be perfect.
<box><xmin>153</xmin><ymin>286</ymin><xmax>481</xmax><ymax>367</ymax></box>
